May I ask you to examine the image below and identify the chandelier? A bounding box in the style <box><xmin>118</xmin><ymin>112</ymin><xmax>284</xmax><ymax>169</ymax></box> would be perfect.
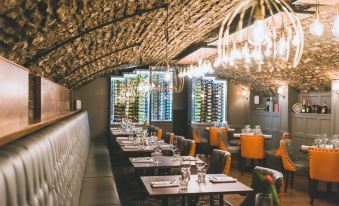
<box><xmin>216</xmin><ymin>0</ymin><xmax>304</xmax><ymax>71</ymax></box>
<box><xmin>151</xmin><ymin>5</ymin><xmax>184</xmax><ymax>93</ymax></box>
<box><xmin>178</xmin><ymin>58</ymin><xmax>214</xmax><ymax>78</ymax></box>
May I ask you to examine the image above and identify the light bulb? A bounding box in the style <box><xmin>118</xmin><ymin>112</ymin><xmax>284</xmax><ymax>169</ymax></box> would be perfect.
<box><xmin>309</xmin><ymin>19</ymin><xmax>324</xmax><ymax>37</ymax></box>
<box><xmin>251</xmin><ymin>47</ymin><xmax>263</xmax><ymax>63</ymax></box>
<box><xmin>164</xmin><ymin>71</ymin><xmax>171</xmax><ymax>82</ymax></box>
<box><xmin>249</xmin><ymin>20</ymin><xmax>268</xmax><ymax>46</ymax></box>
<box><xmin>332</xmin><ymin>15</ymin><xmax>339</xmax><ymax>38</ymax></box>
<box><xmin>264</xmin><ymin>48</ymin><xmax>272</xmax><ymax>57</ymax></box>
<box><xmin>292</xmin><ymin>34</ymin><xmax>300</xmax><ymax>47</ymax></box>
<box><xmin>277</xmin><ymin>37</ymin><xmax>287</xmax><ymax>57</ymax></box>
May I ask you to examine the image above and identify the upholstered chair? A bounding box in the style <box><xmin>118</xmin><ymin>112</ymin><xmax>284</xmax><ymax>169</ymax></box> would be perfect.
<box><xmin>240</xmin><ymin>135</ymin><xmax>266</xmax><ymax>175</ymax></box>
<box><xmin>240</xmin><ymin>166</ymin><xmax>283</xmax><ymax>206</ymax></box>
<box><xmin>207</xmin><ymin>149</ymin><xmax>232</xmax><ymax>176</ymax></box>
<box><xmin>280</xmin><ymin>139</ymin><xmax>309</xmax><ymax>193</ymax></box>
<box><xmin>173</xmin><ymin>135</ymin><xmax>185</xmax><ymax>151</ymax></box>
<box><xmin>180</xmin><ymin>139</ymin><xmax>196</xmax><ymax>157</ymax></box>
<box><xmin>308</xmin><ymin>148</ymin><xmax>339</xmax><ymax>205</ymax></box>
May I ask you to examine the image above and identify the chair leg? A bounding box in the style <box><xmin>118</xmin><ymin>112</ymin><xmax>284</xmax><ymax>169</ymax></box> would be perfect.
<box><xmin>237</xmin><ymin>155</ymin><xmax>242</xmax><ymax>171</ymax></box>
<box><xmin>290</xmin><ymin>172</ymin><xmax>294</xmax><ymax>189</ymax></box>
<box><xmin>310</xmin><ymin>179</ymin><xmax>319</xmax><ymax>205</ymax></box>
<box><xmin>240</xmin><ymin>157</ymin><xmax>244</xmax><ymax>176</ymax></box>
<box><xmin>284</xmin><ymin>172</ymin><xmax>289</xmax><ymax>193</ymax></box>
<box><xmin>326</xmin><ymin>182</ymin><xmax>332</xmax><ymax>193</ymax></box>
<box><xmin>263</xmin><ymin>157</ymin><xmax>267</xmax><ymax>167</ymax></box>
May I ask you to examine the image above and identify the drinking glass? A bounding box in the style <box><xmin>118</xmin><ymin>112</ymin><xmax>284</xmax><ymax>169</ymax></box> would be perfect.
<box><xmin>171</xmin><ymin>141</ymin><xmax>178</xmax><ymax>159</ymax></box>
<box><xmin>195</xmin><ymin>154</ymin><xmax>206</xmax><ymax>171</ymax></box>
<box><xmin>197</xmin><ymin>168</ymin><xmax>206</xmax><ymax>183</ymax></box>
<box><xmin>153</xmin><ymin>141</ymin><xmax>162</xmax><ymax>165</ymax></box>
<box><xmin>255</xmin><ymin>193</ymin><xmax>273</xmax><ymax>206</ymax></box>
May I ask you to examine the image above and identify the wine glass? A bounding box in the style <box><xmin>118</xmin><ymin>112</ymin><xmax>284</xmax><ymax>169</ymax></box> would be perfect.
<box><xmin>195</xmin><ymin>154</ymin><xmax>206</xmax><ymax>171</ymax></box>
<box><xmin>153</xmin><ymin>141</ymin><xmax>162</xmax><ymax>165</ymax></box>
<box><xmin>171</xmin><ymin>141</ymin><xmax>178</xmax><ymax>160</ymax></box>
<box><xmin>255</xmin><ymin>193</ymin><xmax>273</xmax><ymax>206</ymax></box>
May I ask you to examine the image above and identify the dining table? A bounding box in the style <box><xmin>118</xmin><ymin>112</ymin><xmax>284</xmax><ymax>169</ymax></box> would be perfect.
<box><xmin>233</xmin><ymin>133</ymin><xmax>273</xmax><ymax>139</ymax></box>
<box><xmin>141</xmin><ymin>174</ymin><xmax>253</xmax><ymax>206</ymax></box>
<box><xmin>129</xmin><ymin>156</ymin><xmax>196</xmax><ymax>169</ymax></box>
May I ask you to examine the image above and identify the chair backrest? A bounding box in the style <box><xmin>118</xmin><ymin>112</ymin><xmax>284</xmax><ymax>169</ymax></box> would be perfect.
<box><xmin>274</xmin><ymin>132</ymin><xmax>291</xmax><ymax>157</ymax></box>
<box><xmin>210</xmin><ymin>127</ymin><xmax>227</xmax><ymax>147</ymax></box>
<box><xmin>217</xmin><ymin>130</ymin><xmax>230</xmax><ymax>151</ymax></box>
<box><xmin>279</xmin><ymin>139</ymin><xmax>296</xmax><ymax>172</ymax></box>
<box><xmin>156</xmin><ymin>128</ymin><xmax>163</xmax><ymax>140</ymax></box>
<box><xmin>309</xmin><ymin>148</ymin><xmax>339</xmax><ymax>182</ymax></box>
<box><xmin>164</xmin><ymin>132</ymin><xmax>174</xmax><ymax>144</ymax></box>
<box><xmin>207</xmin><ymin>149</ymin><xmax>231</xmax><ymax>175</ymax></box>
<box><xmin>180</xmin><ymin>139</ymin><xmax>196</xmax><ymax>156</ymax></box>
<box><xmin>174</xmin><ymin>135</ymin><xmax>185</xmax><ymax>150</ymax></box>
<box><xmin>240</xmin><ymin>135</ymin><xmax>265</xmax><ymax>159</ymax></box>
<box><xmin>241</xmin><ymin>166</ymin><xmax>283</xmax><ymax>206</ymax></box>
<box><xmin>191</xmin><ymin>127</ymin><xmax>201</xmax><ymax>144</ymax></box>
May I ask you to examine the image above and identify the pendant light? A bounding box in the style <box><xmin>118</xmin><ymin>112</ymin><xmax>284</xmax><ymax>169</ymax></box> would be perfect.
<box><xmin>332</xmin><ymin>8</ymin><xmax>339</xmax><ymax>38</ymax></box>
<box><xmin>309</xmin><ymin>0</ymin><xmax>324</xmax><ymax>37</ymax></box>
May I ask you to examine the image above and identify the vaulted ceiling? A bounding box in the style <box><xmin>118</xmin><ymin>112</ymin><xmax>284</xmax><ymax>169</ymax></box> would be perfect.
<box><xmin>0</xmin><ymin>0</ymin><xmax>338</xmax><ymax>92</ymax></box>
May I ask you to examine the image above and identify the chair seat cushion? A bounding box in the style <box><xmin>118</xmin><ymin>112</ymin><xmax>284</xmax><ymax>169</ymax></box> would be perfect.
<box><xmin>294</xmin><ymin>160</ymin><xmax>309</xmax><ymax>174</ymax></box>
<box><xmin>229</xmin><ymin>139</ymin><xmax>240</xmax><ymax>146</ymax></box>
<box><xmin>227</xmin><ymin>146</ymin><xmax>240</xmax><ymax>154</ymax></box>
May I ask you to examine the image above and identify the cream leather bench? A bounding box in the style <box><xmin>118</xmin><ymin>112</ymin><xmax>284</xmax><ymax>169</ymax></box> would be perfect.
<box><xmin>0</xmin><ymin>111</ymin><xmax>121</xmax><ymax>206</ymax></box>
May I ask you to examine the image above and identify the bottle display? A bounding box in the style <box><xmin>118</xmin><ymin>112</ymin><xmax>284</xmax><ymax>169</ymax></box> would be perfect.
<box><xmin>321</xmin><ymin>101</ymin><xmax>328</xmax><ymax>114</ymax></box>
<box><xmin>192</xmin><ymin>77</ymin><xmax>226</xmax><ymax>123</ymax></box>
<box><xmin>151</xmin><ymin>72</ymin><xmax>173</xmax><ymax>121</ymax></box>
<box><xmin>111</xmin><ymin>78</ymin><xmax>125</xmax><ymax>124</ymax></box>
<box><xmin>301</xmin><ymin>99</ymin><xmax>306</xmax><ymax>113</ymax></box>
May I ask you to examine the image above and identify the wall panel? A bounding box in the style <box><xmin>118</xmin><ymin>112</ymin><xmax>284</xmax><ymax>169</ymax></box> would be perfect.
<box><xmin>0</xmin><ymin>57</ymin><xmax>29</xmax><ymax>135</ymax></box>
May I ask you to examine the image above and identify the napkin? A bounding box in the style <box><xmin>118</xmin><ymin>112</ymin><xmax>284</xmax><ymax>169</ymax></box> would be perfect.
<box><xmin>132</xmin><ymin>157</ymin><xmax>153</xmax><ymax>163</ymax></box>
<box><xmin>125</xmin><ymin>145</ymin><xmax>139</xmax><ymax>149</ymax></box>
<box><xmin>209</xmin><ymin>176</ymin><xmax>236</xmax><ymax>183</ymax></box>
<box><xmin>301</xmin><ymin>145</ymin><xmax>316</xmax><ymax>150</ymax></box>
<box><xmin>161</xmin><ymin>145</ymin><xmax>171</xmax><ymax>148</ymax></box>
<box><xmin>116</xmin><ymin>137</ymin><xmax>128</xmax><ymax>140</ymax></box>
<box><xmin>121</xmin><ymin>140</ymin><xmax>135</xmax><ymax>144</ymax></box>
<box><xmin>183</xmin><ymin>156</ymin><xmax>196</xmax><ymax>161</ymax></box>
<box><xmin>151</xmin><ymin>180</ymin><xmax>179</xmax><ymax>188</ymax></box>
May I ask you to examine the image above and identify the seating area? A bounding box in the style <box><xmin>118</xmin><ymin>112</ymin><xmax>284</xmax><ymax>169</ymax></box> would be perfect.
<box><xmin>1</xmin><ymin>1</ymin><xmax>339</xmax><ymax>206</ymax></box>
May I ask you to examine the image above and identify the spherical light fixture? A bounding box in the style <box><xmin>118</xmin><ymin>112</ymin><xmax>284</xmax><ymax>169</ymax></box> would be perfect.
<box><xmin>310</xmin><ymin>19</ymin><xmax>324</xmax><ymax>37</ymax></box>
<box><xmin>332</xmin><ymin>15</ymin><xmax>339</xmax><ymax>38</ymax></box>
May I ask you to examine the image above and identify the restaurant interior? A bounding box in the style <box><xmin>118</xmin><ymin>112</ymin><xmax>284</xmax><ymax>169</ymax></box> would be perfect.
<box><xmin>0</xmin><ymin>0</ymin><xmax>339</xmax><ymax>206</ymax></box>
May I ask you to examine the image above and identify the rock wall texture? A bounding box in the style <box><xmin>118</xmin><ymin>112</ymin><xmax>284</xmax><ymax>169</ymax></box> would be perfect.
<box><xmin>0</xmin><ymin>0</ymin><xmax>338</xmax><ymax>93</ymax></box>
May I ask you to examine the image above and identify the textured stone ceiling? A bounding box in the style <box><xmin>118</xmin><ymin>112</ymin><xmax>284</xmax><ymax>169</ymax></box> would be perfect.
<box><xmin>0</xmin><ymin>0</ymin><xmax>338</xmax><ymax>92</ymax></box>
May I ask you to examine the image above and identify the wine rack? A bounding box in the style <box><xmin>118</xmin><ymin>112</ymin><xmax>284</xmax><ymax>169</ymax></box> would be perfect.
<box><xmin>151</xmin><ymin>72</ymin><xmax>173</xmax><ymax>121</ymax></box>
<box><xmin>110</xmin><ymin>77</ymin><xmax>126</xmax><ymax>124</ymax></box>
<box><xmin>110</xmin><ymin>73</ymin><xmax>150</xmax><ymax>124</ymax></box>
<box><xmin>192</xmin><ymin>77</ymin><xmax>226</xmax><ymax>123</ymax></box>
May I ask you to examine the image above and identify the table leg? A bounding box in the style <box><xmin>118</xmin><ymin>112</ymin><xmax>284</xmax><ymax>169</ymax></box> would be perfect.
<box><xmin>219</xmin><ymin>194</ymin><xmax>224</xmax><ymax>206</ymax></box>
<box><xmin>210</xmin><ymin>195</ymin><xmax>214</xmax><ymax>206</ymax></box>
<box><xmin>162</xmin><ymin>197</ymin><xmax>168</xmax><ymax>206</ymax></box>
<box><xmin>181</xmin><ymin>196</ymin><xmax>186</xmax><ymax>206</ymax></box>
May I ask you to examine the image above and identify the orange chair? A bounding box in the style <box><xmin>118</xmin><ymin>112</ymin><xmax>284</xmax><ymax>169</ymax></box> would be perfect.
<box><xmin>164</xmin><ymin>132</ymin><xmax>174</xmax><ymax>144</ymax></box>
<box><xmin>308</xmin><ymin>148</ymin><xmax>339</xmax><ymax>205</ymax></box>
<box><xmin>272</xmin><ymin>132</ymin><xmax>291</xmax><ymax>157</ymax></box>
<box><xmin>156</xmin><ymin>128</ymin><xmax>163</xmax><ymax>140</ymax></box>
<box><xmin>210</xmin><ymin>127</ymin><xmax>227</xmax><ymax>147</ymax></box>
<box><xmin>240</xmin><ymin>135</ymin><xmax>266</xmax><ymax>175</ymax></box>
<box><xmin>280</xmin><ymin>139</ymin><xmax>309</xmax><ymax>193</ymax></box>
<box><xmin>191</xmin><ymin>127</ymin><xmax>201</xmax><ymax>144</ymax></box>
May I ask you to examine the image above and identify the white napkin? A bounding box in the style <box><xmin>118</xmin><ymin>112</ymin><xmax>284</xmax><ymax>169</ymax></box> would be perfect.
<box><xmin>117</xmin><ymin>137</ymin><xmax>128</xmax><ymax>140</ymax></box>
<box><xmin>125</xmin><ymin>145</ymin><xmax>139</xmax><ymax>149</ymax></box>
<box><xmin>301</xmin><ymin>145</ymin><xmax>310</xmax><ymax>150</ymax></box>
<box><xmin>121</xmin><ymin>140</ymin><xmax>135</xmax><ymax>144</ymax></box>
<box><xmin>161</xmin><ymin>145</ymin><xmax>171</xmax><ymax>148</ymax></box>
<box><xmin>151</xmin><ymin>180</ymin><xmax>179</xmax><ymax>188</ymax></box>
<box><xmin>132</xmin><ymin>157</ymin><xmax>153</xmax><ymax>163</ymax></box>
<box><xmin>183</xmin><ymin>156</ymin><xmax>195</xmax><ymax>161</ymax></box>
<box><xmin>209</xmin><ymin>176</ymin><xmax>237</xmax><ymax>183</ymax></box>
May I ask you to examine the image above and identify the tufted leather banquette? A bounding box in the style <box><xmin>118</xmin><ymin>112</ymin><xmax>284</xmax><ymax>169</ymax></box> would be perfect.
<box><xmin>0</xmin><ymin>111</ymin><xmax>91</xmax><ymax>206</ymax></box>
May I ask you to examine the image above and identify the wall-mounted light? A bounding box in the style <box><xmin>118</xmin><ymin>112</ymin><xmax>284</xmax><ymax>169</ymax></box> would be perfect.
<box><xmin>241</xmin><ymin>88</ymin><xmax>249</xmax><ymax>98</ymax></box>
<box><xmin>332</xmin><ymin>81</ymin><xmax>339</xmax><ymax>94</ymax></box>
<box><xmin>277</xmin><ymin>85</ymin><xmax>287</xmax><ymax>99</ymax></box>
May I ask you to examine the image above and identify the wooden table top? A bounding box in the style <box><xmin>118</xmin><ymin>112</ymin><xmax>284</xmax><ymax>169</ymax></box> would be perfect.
<box><xmin>129</xmin><ymin>156</ymin><xmax>196</xmax><ymax>169</ymax></box>
<box><xmin>141</xmin><ymin>174</ymin><xmax>253</xmax><ymax>197</ymax></box>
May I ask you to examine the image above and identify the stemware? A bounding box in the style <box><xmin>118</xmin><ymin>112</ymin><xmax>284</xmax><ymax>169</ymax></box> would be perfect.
<box><xmin>153</xmin><ymin>141</ymin><xmax>162</xmax><ymax>165</ymax></box>
<box><xmin>195</xmin><ymin>154</ymin><xmax>206</xmax><ymax>171</ymax></box>
<box><xmin>255</xmin><ymin>193</ymin><xmax>273</xmax><ymax>206</ymax></box>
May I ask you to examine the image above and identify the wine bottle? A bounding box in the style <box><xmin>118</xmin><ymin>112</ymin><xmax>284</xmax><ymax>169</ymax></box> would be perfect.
<box><xmin>321</xmin><ymin>101</ymin><xmax>328</xmax><ymax>114</ymax></box>
<box><xmin>301</xmin><ymin>99</ymin><xmax>306</xmax><ymax>113</ymax></box>
<box><xmin>266</xmin><ymin>98</ymin><xmax>270</xmax><ymax>111</ymax></box>
<box><xmin>307</xmin><ymin>100</ymin><xmax>312</xmax><ymax>113</ymax></box>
